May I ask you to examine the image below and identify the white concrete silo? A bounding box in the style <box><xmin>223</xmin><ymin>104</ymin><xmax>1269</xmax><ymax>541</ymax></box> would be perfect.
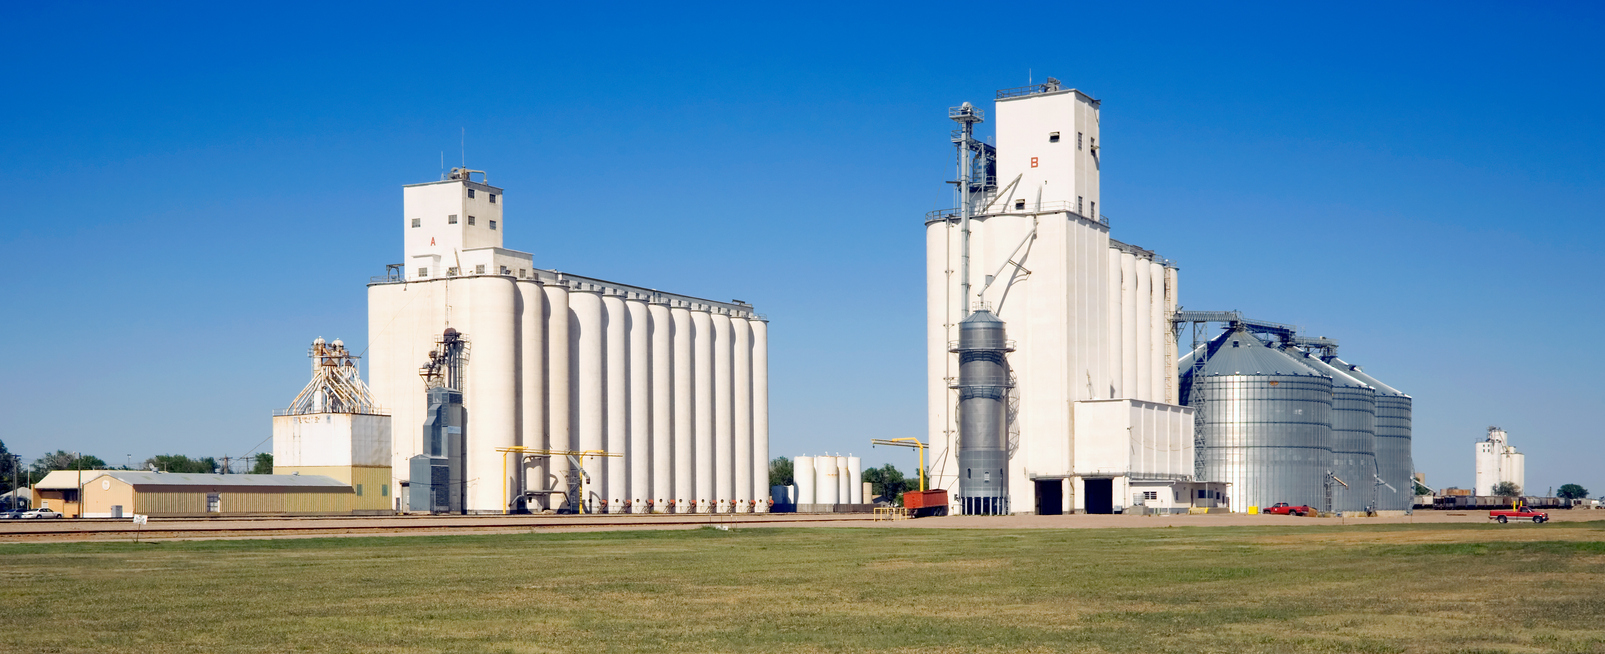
<box><xmin>604</xmin><ymin>293</ymin><xmax>628</xmax><ymax>513</ymax></box>
<box><xmin>847</xmin><ymin>456</ymin><xmax>862</xmax><ymax>504</ymax></box>
<box><xmin>517</xmin><ymin>280</ymin><xmax>546</xmax><ymax>510</ymax></box>
<box><xmin>750</xmin><ymin>318</ymin><xmax>770</xmax><ymax>512</ymax></box>
<box><xmin>571</xmin><ymin>287</ymin><xmax>605</xmax><ymax>513</ymax></box>
<box><xmin>1106</xmin><ymin>253</ymin><xmax>1123</xmax><ymax>398</ymax></box>
<box><xmin>671</xmin><ymin>305</ymin><xmax>695</xmax><ymax>513</ymax></box>
<box><xmin>1119</xmin><ymin>251</ymin><xmax>1138</xmax><ymax>397</ymax></box>
<box><xmin>732</xmin><ymin>316</ymin><xmax>752</xmax><ymax>512</ymax></box>
<box><xmin>712</xmin><ymin>312</ymin><xmax>734</xmax><ymax>512</ymax></box>
<box><xmin>1149</xmin><ymin>259</ymin><xmax>1167</xmax><ymax>403</ymax></box>
<box><xmin>1133</xmin><ymin>256</ymin><xmax>1152</xmax><ymax>402</ymax></box>
<box><xmin>543</xmin><ymin>282</ymin><xmax>571</xmax><ymax>510</ymax></box>
<box><xmin>795</xmin><ymin>455</ymin><xmax>816</xmax><ymax>505</ymax></box>
<box><xmin>467</xmin><ymin>276</ymin><xmax>517</xmax><ymax>513</ymax></box>
<box><xmin>649</xmin><ymin>300</ymin><xmax>673</xmax><ymax>513</ymax></box>
<box><xmin>691</xmin><ymin>308</ymin><xmax>714</xmax><ymax>513</ymax></box>
<box><xmin>1162</xmin><ymin>265</ymin><xmax>1180</xmax><ymax>404</ymax></box>
<box><xmin>627</xmin><ymin>296</ymin><xmax>651</xmax><ymax>514</ymax></box>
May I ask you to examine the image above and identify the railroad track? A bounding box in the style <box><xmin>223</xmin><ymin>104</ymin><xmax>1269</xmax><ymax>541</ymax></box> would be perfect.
<box><xmin>0</xmin><ymin>514</ymin><xmax>876</xmax><ymax>542</ymax></box>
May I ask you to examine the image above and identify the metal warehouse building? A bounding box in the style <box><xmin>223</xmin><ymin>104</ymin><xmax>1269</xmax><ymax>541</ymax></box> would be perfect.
<box><xmin>32</xmin><ymin>470</ymin><xmax>355</xmax><ymax>518</ymax></box>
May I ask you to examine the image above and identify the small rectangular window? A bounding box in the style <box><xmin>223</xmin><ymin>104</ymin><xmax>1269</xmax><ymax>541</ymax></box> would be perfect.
<box><xmin>1049</xmin><ymin>132</ymin><xmax>1060</xmax><ymax>143</ymax></box>
<box><xmin>489</xmin><ymin>220</ymin><xmax>497</xmax><ymax>230</ymax></box>
<box><xmin>499</xmin><ymin>266</ymin><xmax>510</xmax><ymax>275</ymax></box>
<box><xmin>468</xmin><ymin>216</ymin><xmax>476</xmax><ymax>226</ymax></box>
<box><xmin>1078</xmin><ymin>132</ymin><xmax>1083</xmax><ymax>150</ymax></box>
<box><xmin>518</xmin><ymin>269</ymin><xmax>527</xmax><ymax>278</ymax></box>
<box><xmin>448</xmin><ymin>214</ymin><xmax>458</xmax><ymax>224</ymax></box>
<box><xmin>418</xmin><ymin>267</ymin><xmax>429</xmax><ymax>278</ymax></box>
<box><xmin>447</xmin><ymin>267</ymin><xmax>459</xmax><ymax>277</ymax></box>
<box><xmin>1077</xmin><ymin>196</ymin><xmax>1084</xmax><ymax>213</ymax></box>
<box><xmin>475</xmin><ymin>264</ymin><xmax>485</xmax><ymax>274</ymax></box>
<box><xmin>490</xmin><ymin>194</ymin><xmax>497</xmax><ymax>204</ymax></box>
<box><xmin>467</xmin><ymin>188</ymin><xmax>475</xmax><ymax>199</ymax></box>
<box><xmin>1090</xmin><ymin>137</ymin><xmax>1096</xmax><ymax>152</ymax></box>
<box><xmin>1090</xmin><ymin>201</ymin><xmax>1096</xmax><ymax>219</ymax></box>
<box><xmin>1014</xmin><ymin>199</ymin><xmax>1025</xmax><ymax>210</ymax></box>
<box><xmin>411</xmin><ymin>218</ymin><xmax>420</xmax><ymax>228</ymax></box>
<box><xmin>356</xmin><ymin>484</ymin><xmax>364</xmax><ymax>497</ymax></box>
<box><xmin>1143</xmin><ymin>491</ymin><xmax>1158</xmax><ymax>500</ymax></box>
<box><xmin>381</xmin><ymin>484</ymin><xmax>388</xmax><ymax>497</ymax></box>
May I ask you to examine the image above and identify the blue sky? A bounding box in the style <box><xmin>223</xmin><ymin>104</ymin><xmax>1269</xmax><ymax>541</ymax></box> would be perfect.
<box><xmin>2</xmin><ymin>2</ymin><xmax>1600</xmax><ymax>494</ymax></box>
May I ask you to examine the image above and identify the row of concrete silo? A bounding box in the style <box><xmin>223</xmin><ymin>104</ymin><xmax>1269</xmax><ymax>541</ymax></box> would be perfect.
<box><xmin>1179</xmin><ymin>325</ymin><xmax>1413</xmax><ymax>513</ymax></box>
<box><xmin>368</xmin><ymin>272</ymin><xmax>770</xmax><ymax>514</ymax></box>
<box><xmin>791</xmin><ymin>455</ymin><xmax>864</xmax><ymax>505</ymax></box>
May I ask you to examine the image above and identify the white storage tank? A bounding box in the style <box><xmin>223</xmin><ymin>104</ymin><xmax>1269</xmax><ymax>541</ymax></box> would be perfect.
<box><xmin>835</xmin><ymin>456</ymin><xmax>850</xmax><ymax>504</ymax></box>
<box><xmin>817</xmin><ymin>456</ymin><xmax>839</xmax><ymax>505</ymax></box>
<box><xmin>795</xmin><ymin>456</ymin><xmax>816</xmax><ymax>505</ymax></box>
<box><xmin>847</xmin><ymin>456</ymin><xmax>863</xmax><ymax>504</ymax></box>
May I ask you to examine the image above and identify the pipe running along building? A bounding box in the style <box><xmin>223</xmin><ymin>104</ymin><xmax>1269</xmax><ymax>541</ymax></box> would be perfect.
<box><xmin>368</xmin><ymin>169</ymin><xmax>769</xmax><ymax>514</ymax></box>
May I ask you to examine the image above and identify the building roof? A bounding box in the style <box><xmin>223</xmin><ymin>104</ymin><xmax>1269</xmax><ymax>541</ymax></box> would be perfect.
<box><xmin>1198</xmin><ymin>328</ymin><xmax>1327</xmax><ymax>378</ymax></box>
<box><xmin>34</xmin><ymin>470</ymin><xmax>348</xmax><ymax>490</ymax></box>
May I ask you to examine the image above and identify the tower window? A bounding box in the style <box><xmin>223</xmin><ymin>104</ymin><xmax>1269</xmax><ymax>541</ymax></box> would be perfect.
<box><xmin>489</xmin><ymin>220</ymin><xmax>497</xmax><ymax>230</ymax></box>
<box><xmin>1090</xmin><ymin>201</ymin><xmax>1096</xmax><ymax>218</ymax></box>
<box><xmin>448</xmin><ymin>214</ymin><xmax>458</xmax><ymax>224</ymax></box>
<box><xmin>475</xmin><ymin>265</ymin><xmax>485</xmax><ymax>275</ymax></box>
<box><xmin>468</xmin><ymin>216</ymin><xmax>476</xmax><ymax>226</ymax></box>
<box><xmin>447</xmin><ymin>267</ymin><xmax>459</xmax><ymax>277</ymax></box>
<box><xmin>1090</xmin><ymin>137</ymin><xmax>1097</xmax><ymax>152</ymax></box>
<box><xmin>1049</xmin><ymin>132</ymin><xmax>1060</xmax><ymax>143</ymax></box>
<box><xmin>499</xmin><ymin>266</ymin><xmax>510</xmax><ymax>275</ymax></box>
<box><xmin>1014</xmin><ymin>199</ymin><xmax>1025</xmax><ymax>210</ymax></box>
<box><xmin>418</xmin><ymin>268</ymin><xmax>429</xmax><ymax>278</ymax></box>
<box><xmin>411</xmin><ymin>218</ymin><xmax>420</xmax><ymax>228</ymax></box>
<box><xmin>467</xmin><ymin>188</ymin><xmax>475</xmax><ymax>199</ymax></box>
<box><xmin>518</xmin><ymin>269</ymin><xmax>527</xmax><ymax>278</ymax></box>
<box><xmin>1077</xmin><ymin>196</ymin><xmax>1084</xmax><ymax>213</ymax></box>
<box><xmin>490</xmin><ymin>194</ymin><xmax>497</xmax><ymax>204</ymax></box>
<box><xmin>1078</xmin><ymin>132</ymin><xmax>1083</xmax><ymax>150</ymax></box>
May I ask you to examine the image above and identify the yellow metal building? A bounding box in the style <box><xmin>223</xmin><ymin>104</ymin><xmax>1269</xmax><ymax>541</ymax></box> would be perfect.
<box><xmin>33</xmin><ymin>470</ymin><xmax>355</xmax><ymax>517</ymax></box>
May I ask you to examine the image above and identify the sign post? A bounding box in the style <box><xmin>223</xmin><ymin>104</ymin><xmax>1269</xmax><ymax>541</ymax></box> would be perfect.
<box><xmin>132</xmin><ymin>514</ymin><xmax>147</xmax><ymax>543</ymax></box>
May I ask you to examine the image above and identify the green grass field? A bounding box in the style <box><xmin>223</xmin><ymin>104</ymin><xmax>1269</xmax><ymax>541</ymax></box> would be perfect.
<box><xmin>4</xmin><ymin>522</ymin><xmax>1604</xmax><ymax>653</ymax></box>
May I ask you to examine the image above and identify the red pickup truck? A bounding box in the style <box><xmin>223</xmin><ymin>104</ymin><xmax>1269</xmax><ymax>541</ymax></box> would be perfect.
<box><xmin>1263</xmin><ymin>503</ymin><xmax>1313</xmax><ymax>516</ymax></box>
<box><xmin>1489</xmin><ymin>507</ymin><xmax>1548</xmax><ymax>523</ymax></box>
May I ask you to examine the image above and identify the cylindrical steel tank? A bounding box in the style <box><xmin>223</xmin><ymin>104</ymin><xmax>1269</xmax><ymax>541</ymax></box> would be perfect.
<box><xmin>847</xmin><ymin>456</ymin><xmax>862</xmax><ymax>504</ymax></box>
<box><xmin>1296</xmin><ymin>351</ymin><xmax>1376</xmax><ymax>513</ymax></box>
<box><xmin>836</xmin><ymin>455</ymin><xmax>850</xmax><ymax>505</ymax></box>
<box><xmin>543</xmin><ymin>282</ymin><xmax>572</xmax><ymax>511</ymax></box>
<box><xmin>691</xmin><ymin>308</ymin><xmax>714</xmax><ymax>513</ymax></box>
<box><xmin>649</xmin><ymin>300</ymin><xmax>673</xmax><ymax>513</ymax></box>
<box><xmin>1329</xmin><ymin>357</ymin><xmax>1413</xmax><ymax>511</ymax></box>
<box><xmin>603</xmin><ymin>292</ymin><xmax>628</xmax><ymax>513</ymax></box>
<box><xmin>1183</xmin><ymin>327</ymin><xmax>1332</xmax><ymax>511</ymax></box>
<box><xmin>795</xmin><ymin>455</ymin><xmax>816</xmax><ymax>505</ymax></box>
<box><xmin>571</xmin><ymin>287</ymin><xmax>605</xmax><ymax>513</ymax></box>
<box><xmin>953</xmin><ymin>308</ymin><xmax>1012</xmax><ymax>515</ymax></box>
<box><xmin>751</xmin><ymin>318</ymin><xmax>770</xmax><ymax>512</ymax></box>
<box><xmin>817</xmin><ymin>455</ymin><xmax>839</xmax><ymax>505</ymax></box>
<box><xmin>626</xmin><ymin>296</ymin><xmax>651</xmax><ymax>514</ymax></box>
<box><xmin>712</xmin><ymin>312</ymin><xmax>734</xmax><ymax>513</ymax></box>
<box><xmin>671</xmin><ymin>305</ymin><xmax>694</xmax><ymax>512</ymax></box>
<box><xmin>732</xmin><ymin>316</ymin><xmax>753</xmax><ymax>512</ymax></box>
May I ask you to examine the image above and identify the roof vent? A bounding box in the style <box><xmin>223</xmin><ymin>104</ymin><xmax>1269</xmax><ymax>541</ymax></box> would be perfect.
<box><xmin>1232</xmin><ymin>340</ymin><xmax>1240</xmax><ymax>348</ymax></box>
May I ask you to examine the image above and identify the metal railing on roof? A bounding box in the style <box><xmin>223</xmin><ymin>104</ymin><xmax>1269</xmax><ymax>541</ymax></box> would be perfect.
<box><xmin>996</xmin><ymin>78</ymin><xmax>1063</xmax><ymax>100</ymax></box>
<box><xmin>924</xmin><ymin>202</ymin><xmax>1107</xmax><ymax>225</ymax></box>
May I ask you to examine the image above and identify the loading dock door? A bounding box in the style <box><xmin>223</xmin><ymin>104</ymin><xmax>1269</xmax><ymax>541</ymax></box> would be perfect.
<box><xmin>1034</xmin><ymin>480</ymin><xmax>1063</xmax><ymax>515</ymax></box>
<box><xmin>1085</xmin><ymin>478</ymin><xmax>1113</xmax><ymax>514</ymax></box>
